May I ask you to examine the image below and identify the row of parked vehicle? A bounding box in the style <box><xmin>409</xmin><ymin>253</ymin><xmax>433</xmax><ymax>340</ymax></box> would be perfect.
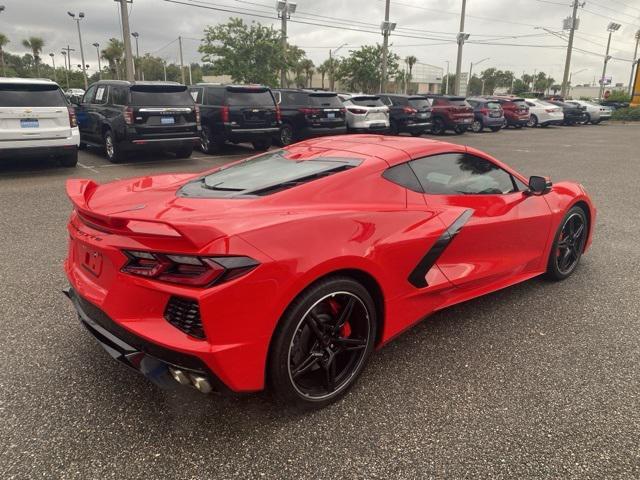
<box><xmin>0</xmin><ymin>77</ymin><xmax>614</xmax><ymax>168</ymax></box>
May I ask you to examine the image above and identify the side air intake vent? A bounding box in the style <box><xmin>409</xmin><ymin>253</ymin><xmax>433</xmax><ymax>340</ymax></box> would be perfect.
<box><xmin>164</xmin><ymin>296</ymin><xmax>205</xmax><ymax>339</ymax></box>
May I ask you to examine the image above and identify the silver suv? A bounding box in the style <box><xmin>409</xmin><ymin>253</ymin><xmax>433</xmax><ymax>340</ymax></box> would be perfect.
<box><xmin>0</xmin><ymin>78</ymin><xmax>79</xmax><ymax>167</ymax></box>
<box><xmin>338</xmin><ymin>94</ymin><xmax>390</xmax><ymax>133</ymax></box>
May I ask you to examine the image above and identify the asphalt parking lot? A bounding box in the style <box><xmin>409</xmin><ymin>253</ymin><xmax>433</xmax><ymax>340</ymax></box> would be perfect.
<box><xmin>1</xmin><ymin>124</ymin><xmax>639</xmax><ymax>479</ymax></box>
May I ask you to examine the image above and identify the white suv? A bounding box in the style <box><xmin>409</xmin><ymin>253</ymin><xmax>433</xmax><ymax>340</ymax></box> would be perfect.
<box><xmin>338</xmin><ymin>94</ymin><xmax>390</xmax><ymax>133</ymax></box>
<box><xmin>0</xmin><ymin>78</ymin><xmax>79</xmax><ymax>167</ymax></box>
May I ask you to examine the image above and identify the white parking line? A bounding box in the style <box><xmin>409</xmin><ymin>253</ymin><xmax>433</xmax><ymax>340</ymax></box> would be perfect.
<box><xmin>77</xmin><ymin>162</ymin><xmax>99</xmax><ymax>173</ymax></box>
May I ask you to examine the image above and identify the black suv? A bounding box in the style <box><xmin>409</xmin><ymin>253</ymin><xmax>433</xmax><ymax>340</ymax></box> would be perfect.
<box><xmin>272</xmin><ymin>89</ymin><xmax>347</xmax><ymax>146</ymax></box>
<box><xmin>188</xmin><ymin>84</ymin><xmax>279</xmax><ymax>154</ymax></box>
<box><xmin>378</xmin><ymin>94</ymin><xmax>432</xmax><ymax>135</ymax></box>
<box><xmin>75</xmin><ymin>80</ymin><xmax>199</xmax><ymax>163</ymax></box>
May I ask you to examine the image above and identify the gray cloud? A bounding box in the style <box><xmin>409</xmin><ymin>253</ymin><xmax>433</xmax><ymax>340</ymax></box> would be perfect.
<box><xmin>1</xmin><ymin>0</ymin><xmax>638</xmax><ymax>86</ymax></box>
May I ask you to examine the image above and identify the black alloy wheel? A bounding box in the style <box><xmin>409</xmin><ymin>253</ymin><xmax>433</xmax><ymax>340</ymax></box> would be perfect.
<box><xmin>546</xmin><ymin>207</ymin><xmax>588</xmax><ymax>280</ymax></box>
<box><xmin>279</xmin><ymin>124</ymin><xmax>294</xmax><ymax>146</ymax></box>
<box><xmin>431</xmin><ymin>118</ymin><xmax>445</xmax><ymax>135</ymax></box>
<box><xmin>269</xmin><ymin>277</ymin><xmax>376</xmax><ymax>408</ymax></box>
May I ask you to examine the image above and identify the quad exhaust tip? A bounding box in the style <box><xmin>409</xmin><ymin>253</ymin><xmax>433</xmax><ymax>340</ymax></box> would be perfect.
<box><xmin>169</xmin><ymin>367</ymin><xmax>212</xmax><ymax>394</ymax></box>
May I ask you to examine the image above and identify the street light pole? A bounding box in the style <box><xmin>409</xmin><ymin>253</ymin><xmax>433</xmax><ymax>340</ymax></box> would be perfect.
<box><xmin>380</xmin><ymin>0</ymin><xmax>392</xmax><ymax>93</ymax></box>
<box><xmin>329</xmin><ymin>43</ymin><xmax>347</xmax><ymax>92</ymax></box>
<box><xmin>49</xmin><ymin>53</ymin><xmax>57</xmax><ymax>83</ymax></box>
<box><xmin>116</xmin><ymin>0</ymin><xmax>135</xmax><ymax>82</ymax></box>
<box><xmin>178</xmin><ymin>35</ymin><xmax>185</xmax><ymax>84</ymax></box>
<box><xmin>599</xmin><ymin>23</ymin><xmax>621</xmax><ymax>100</ymax></box>
<box><xmin>132</xmin><ymin>32</ymin><xmax>140</xmax><ymax>80</ymax></box>
<box><xmin>92</xmin><ymin>43</ymin><xmax>102</xmax><ymax>80</ymax></box>
<box><xmin>454</xmin><ymin>0</ymin><xmax>468</xmax><ymax>95</ymax></box>
<box><xmin>61</xmin><ymin>46</ymin><xmax>75</xmax><ymax>90</ymax></box>
<box><xmin>444</xmin><ymin>61</ymin><xmax>450</xmax><ymax>94</ymax></box>
<box><xmin>628</xmin><ymin>30</ymin><xmax>640</xmax><ymax>96</ymax></box>
<box><xmin>0</xmin><ymin>6</ymin><xmax>6</xmax><ymax>76</ymax></box>
<box><xmin>468</xmin><ymin>57</ymin><xmax>489</xmax><ymax>94</ymax></box>
<box><xmin>68</xmin><ymin>11</ymin><xmax>88</xmax><ymax>89</ymax></box>
<box><xmin>276</xmin><ymin>1</ymin><xmax>297</xmax><ymax>88</ymax></box>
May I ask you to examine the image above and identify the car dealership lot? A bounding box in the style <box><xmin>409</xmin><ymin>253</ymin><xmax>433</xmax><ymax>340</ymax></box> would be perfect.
<box><xmin>1</xmin><ymin>125</ymin><xmax>638</xmax><ymax>479</ymax></box>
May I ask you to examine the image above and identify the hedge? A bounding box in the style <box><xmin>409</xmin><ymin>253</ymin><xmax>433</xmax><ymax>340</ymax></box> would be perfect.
<box><xmin>611</xmin><ymin>107</ymin><xmax>640</xmax><ymax>121</ymax></box>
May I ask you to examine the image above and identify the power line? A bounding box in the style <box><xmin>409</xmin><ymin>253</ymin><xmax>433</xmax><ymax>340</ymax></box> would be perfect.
<box><xmin>586</xmin><ymin>0</ymin><xmax>640</xmax><ymax>22</ymax></box>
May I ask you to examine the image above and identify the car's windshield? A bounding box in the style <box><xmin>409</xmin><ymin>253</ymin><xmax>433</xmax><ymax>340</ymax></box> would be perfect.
<box><xmin>0</xmin><ymin>83</ymin><xmax>67</xmax><ymax>107</ymax></box>
<box><xmin>226</xmin><ymin>89</ymin><xmax>275</xmax><ymax>107</ymax></box>
<box><xmin>130</xmin><ymin>85</ymin><xmax>194</xmax><ymax>106</ymax></box>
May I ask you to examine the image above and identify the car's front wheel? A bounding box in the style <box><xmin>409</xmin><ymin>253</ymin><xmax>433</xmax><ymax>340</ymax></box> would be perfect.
<box><xmin>527</xmin><ymin>115</ymin><xmax>538</xmax><ymax>128</ymax></box>
<box><xmin>268</xmin><ymin>276</ymin><xmax>377</xmax><ymax>409</ymax></box>
<box><xmin>279</xmin><ymin>124</ymin><xmax>294</xmax><ymax>146</ymax></box>
<box><xmin>103</xmin><ymin>129</ymin><xmax>125</xmax><ymax>163</ymax></box>
<box><xmin>545</xmin><ymin>206</ymin><xmax>588</xmax><ymax>281</ymax></box>
<box><xmin>471</xmin><ymin>119</ymin><xmax>483</xmax><ymax>133</ymax></box>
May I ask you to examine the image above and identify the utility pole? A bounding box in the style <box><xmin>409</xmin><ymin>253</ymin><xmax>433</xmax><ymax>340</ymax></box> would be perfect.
<box><xmin>116</xmin><ymin>0</ymin><xmax>135</xmax><ymax>81</ymax></box>
<box><xmin>628</xmin><ymin>30</ymin><xmax>640</xmax><ymax>96</ymax></box>
<box><xmin>444</xmin><ymin>61</ymin><xmax>450</xmax><ymax>94</ymax></box>
<box><xmin>454</xmin><ymin>0</ymin><xmax>469</xmax><ymax>95</ymax></box>
<box><xmin>49</xmin><ymin>53</ymin><xmax>57</xmax><ymax>83</ymax></box>
<box><xmin>380</xmin><ymin>0</ymin><xmax>392</xmax><ymax>93</ymax></box>
<box><xmin>0</xmin><ymin>6</ymin><xmax>5</xmax><ymax>76</ymax></box>
<box><xmin>68</xmin><ymin>12</ymin><xmax>88</xmax><ymax>89</ymax></box>
<box><xmin>163</xmin><ymin>59</ymin><xmax>167</xmax><ymax>81</ymax></box>
<box><xmin>61</xmin><ymin>46</ymin><xmax>75</xmax><ymax>89</ymax></box>
<box><xmin>92</xmin><ymin>43</ymin><xmax>102</xmax><ymax>80</ymax></box>
<box><xmin>188</xmin><ymin>63</ymin><xmax>193</xmax><ymax>85</ymax></box>
<box><xmin>132</xmin><ymin>32</ymin><xmax>140</xmax><ymax>80</ymax></box>
<box><xmin>599</xmin><ymin>23</ymin><xmax>621</xmax><ymax>100</ymax></box>
<box><xmin>276</xmin><ymin>1</ymin><xmax>296</xmax><ymax>88</ymax></box>
<box><xmin>328</xmin><ymin>43</ymin><xmax>347</xmax><ymax>91</ymax></box>
<box><xmin>178</xmin><ymin>36</ymin><xmax>185</xmax><ymax>84</ymax></box>
<box><xmin>560</xmin><ymin>1</ymin><xmax>582</xmax><ymax>98</ymax></box>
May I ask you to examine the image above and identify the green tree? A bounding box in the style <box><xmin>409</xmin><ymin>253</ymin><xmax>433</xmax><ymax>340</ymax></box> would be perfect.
<box><xmin>101</xmin><ymin>38</ymin><xmax>124</xmax><ymax>80</ymax></box>
<box><xmin>551</xmin><ymin>84</ymin><xmax>562</xmax><ymax>94</ymax></box>
<box><xmin>512</xmin><ymin>79</ymin><xmax>528</xmax><ymax>95</ymax></box>
<box><xmin>335</xmin><ymin>44</ymin><xmax>399</xmax><ymax>93</ymax></box>
<box><xmin>317</xmin><ymin>59</ymin><xmax>330</xmax><ymax>89</ymax></box>
<box><xmin>0</xmin><ymin>33</ymin><xmax>9</xmax><ymax>76</ymax></box>
<box><xmin>22</xmin><ymin>36</ymin><xmax>44</xmax><ymax>76</ymax></box>
<box><xmin>442</xmin><ymin>73</ymin><xmax>456</xmax><ymax>94</ymax></box>
<box><xmin>300</xmin><ymin>58</ymin><xmax>314</xmax><ymax>88</ymax></box>
<box><xmin>405</xmin><ymin>55</ymin><xmax>417</xmax><ymax>90</ymax></box>
<box><xmin>199</xmin><ymin>18</ymin><xmax>288</xmax><ymax>86</ymax></box>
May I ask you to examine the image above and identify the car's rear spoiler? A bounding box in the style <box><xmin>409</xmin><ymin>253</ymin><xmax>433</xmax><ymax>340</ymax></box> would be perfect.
<box><xmin>65</xmin><ymin>179</ymin><xmax>223</xmax><ymax>248</ymax></box>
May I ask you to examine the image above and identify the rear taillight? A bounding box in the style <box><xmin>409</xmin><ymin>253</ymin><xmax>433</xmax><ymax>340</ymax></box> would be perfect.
<box><xmin>194</xmin><ymin>105</ymin><xmax>201</xmax><ymax>126</ymax></box>
<box><xmin>121</xmin><ymin>251</ymin><xmax>259</xmax><ymax>287</ymax></box>
<box><xmin>67</xmin><ymin>106</ymin><xmax>77</xmax><ymax>128</ymax></box>
<box><xmin>347</xmin><ymin>107</ymin><xmax>367</xmax><ymax>115</ymax></box>
<box><xmin>221</xmin><ymin>106</ymin><xmax>229</xmax><ymax>123</ymax></box>
<box><xmin>480</xmin><ymin>108</ymin><xmax>489</xmax><ymax>115</ymax></box>
<box><xmin>275</xmin><ymin>105</ymin><xmax>281</xmax><ymax>122</ymax></box>
<box><xmin>403</xmin><ymin>106</ymin><xmax>417</xmax><ymax>114</ymax></box>
<box><xmin>123</xmin><ymin>106</ymin><xmax>134</xmax><ymax>125</ymax></box>
<box><xmin>299</xmin><ymin>107</ymin><xmax>321</xmax><ymax>116</ymax></box>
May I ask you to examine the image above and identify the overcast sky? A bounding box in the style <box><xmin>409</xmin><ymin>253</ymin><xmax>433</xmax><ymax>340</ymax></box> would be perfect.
<box><xmin>1</xmin><ymin>0</ymin><xmax>639</xmax><ymax>86</ymax></box>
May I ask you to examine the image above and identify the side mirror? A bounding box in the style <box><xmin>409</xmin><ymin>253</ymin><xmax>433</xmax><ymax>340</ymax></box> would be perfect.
<box><xmin>527</xmin><ymin>175</ymin><xmax>552</xmax><ymax>195</ymax></box>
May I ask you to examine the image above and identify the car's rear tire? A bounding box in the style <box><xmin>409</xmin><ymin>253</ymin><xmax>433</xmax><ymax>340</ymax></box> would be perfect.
<box><xmin>592</xmin><ymin>119</ymin><xmax>602</xmax><ymax>125</ymax></box>
<box><xmin>278</xmin><ymin>123</ymin><xmax>295</xmax><ymax>146</ymax></box>
<box><xmin>454</xmin><ymin>125</ymin><xmax>466</xmax><ymax>135</ymax></box>
<box><xmin>545</xmin><ymin>206</ymin><xmax>588</xmax><ymax>281</ymax></box>
<box><xmin>268</xmin><ymin>276</ymin><xmax>377</xmax><ymax>409</ymax></box>
<box><xmin>471</xmin><ymin>119</ymin><xmax>483</xmax><ymax>133</ymax></box>
<box><xmin>489</xmin><ymin>126</ymin><xmax>502</xmax><ymax>132</ymax></box>
<box><xmin>103</xmin><ymin>129</ymin><xmax>125</xmax><ymax>164</ymax></box>
<box><xmin>514</xmin><ymin>124</ymin><xmax>523</xmax><ymax>129</ymax></box>
<box><xmin>580</xmin><ymin>113</ymin><xmax>591</xmax><ymax>125</ymax></box>
<box><xmin>59</xmin><ymin>150</ymin><xmax>78</xmax><ymax>167</ymax></box>
<box><xmin>431</xmin><ymin>118</ymin><xmax>445</xmax><ymax>135</ymax></box>
<box><xmin>252</xmin><ymin>138</ymin><xmax>271</xmax><ymax>151</ymax></box>
<box><xmin>410</xmin><ymin>130</ymin><xmax>423</xmax><ymax>137</ymax></box>
<box><xmin>173</xmin><ymin>145</ymin><xmax>193</xmax><ymax>159</ymax></box>
<box><xmin>527</xmin><ymin>115</ymin><xmax>538</xmax><ymax>128</ymax></box>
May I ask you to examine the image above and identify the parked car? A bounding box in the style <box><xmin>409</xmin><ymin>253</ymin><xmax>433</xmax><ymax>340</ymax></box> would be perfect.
<box><xmin>565</xmin><ymin>100</ymin><xmax>611</xmax><ymax>124</ymax></box>
<box><xmin>188</xmin><ymin>83</ymin><xmax>279</xmax><ymax>154</ymax></box>
<box><xmin>545</xmin><ymin>99</ymin><xmax>586</xmax><ymax>125</ymax></box>
<box><xmin>74</xmin><ymin>80</ymin><xmax>200</xmax><ymax>163</ymax></box>
<box><xmin>272</xmin><ymin>89</ymin><xmax>347</xmax><ymax>146</ymax></box>
<box><xmin>378</xmin><ymin>94</ymin><xmax>433</xmax><ymax>136</ymax></box>
<box><xmin>422</xmin><ymin>94</ymin><xmax>474</xmax><ymax>134</ymax></box>
<box><xmin>488</xmin><ymin>96</ymin><xmax>530</xmax><ymax>128</ymax></box>
<box><xmin>338</xmin><ymin>94</ymin><xmax>389</xmax><ymax>133</ymax></box>
<box><xmin>598</xmin><ymin>100</ymin><xmax>629</xmax><ymax>110</ymax></box>
<box><xmin>64</xmin><ymin>135</ymin><xmax>595</xmax><ymax>408</ymax></box>
<box><xmin>466</xmin><ymin>97</ymin><xmax>504</xmax><ymax>133</ymax></box>
<box><xmin>523</xmin><ymin>98</ymin><xmax>564</xmax><ymax>127</ymax></box>
<box><xmin>0</xmin><ymin>77</ymin><xmax>79</xmax><ymax>167</ymax></box>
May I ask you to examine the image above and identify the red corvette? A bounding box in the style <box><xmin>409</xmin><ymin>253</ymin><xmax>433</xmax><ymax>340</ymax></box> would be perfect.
<box><xmin>64</xmin><ymin>135</ymin><xmax>595</xmax><ymax>407</ymax></box>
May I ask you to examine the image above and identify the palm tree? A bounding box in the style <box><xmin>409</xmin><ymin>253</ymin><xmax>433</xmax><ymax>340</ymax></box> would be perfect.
<box><xmin>101</xmin><ymin>38</ymin><xmax>124</xmax><ymax>79</ymax></box>
<box><xmin>0</xmin><ymin>33</ymin><xmax>9</xmax><ymax>77</ymax></box>
<box><xmin>300</xmin><ymin>59</ymin><xmax>315</xmax><ymax>88</ymax></box>
<box><xmin>317</xmin><ymin>59</ymin><xmax>331</xmax><ymax>89</ymax></box>
<box><xmin>405</xmin><ymin>55</ymin><xmax>417</xmax><ymax>93</ymax></box>
<box><xmin>22</xmin><ymin>36</ymin><xmax>44</xmax><ymax>76</ymax></box>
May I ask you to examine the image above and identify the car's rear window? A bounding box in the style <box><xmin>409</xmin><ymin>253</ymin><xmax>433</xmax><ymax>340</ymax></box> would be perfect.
<box><xmin>0</xmin><ymin>83</ymin><xmax>67</xmax><ymax>107</ymax></box>
<box><xmin>449</xmin><ymin>99</ymin><xmax>470</xmax><ymax>107</ymax></box>
<box><xmin>486</xmin><ymin>101</ymin><xmax>501</xmax><ymax>110</ymax></box>
<box><xmin>180</xmin><ymin>151</ymin><xmax>360</xmax><ymax>198</ymax></box>
<box><xmin>408</xmin><ymin>98</ymin><xmax>430</xmax><ymax>109</ymax></box>
<box><xmin>225</xmin><ymin>89</ymin><xmax>275</xmax><ymax>107</ymax></box>
<box><xmin>130</xmin><ymin>85</ymin><xmax>193</xmax><ymax>106</ymax></box>
<box><xmin>349</xmin><ymin>96</ymin><xmax>384</xmax><ymax>107</ymax></box>
<box><xmin>309</xmin><ymin>94</ymin><xmax>343</xmax><ymax>107</ymax></box>
<box><xmin>513</xmin><ymin>100</ymin><xmax>528</xmax><ymax>108</ymax></box>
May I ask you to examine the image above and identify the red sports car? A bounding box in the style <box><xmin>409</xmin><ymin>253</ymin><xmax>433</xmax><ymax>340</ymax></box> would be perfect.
<box><xmin>64</xmin><ymin>135</ymin><xmax>595</xmax><ymax>407</ymax></box>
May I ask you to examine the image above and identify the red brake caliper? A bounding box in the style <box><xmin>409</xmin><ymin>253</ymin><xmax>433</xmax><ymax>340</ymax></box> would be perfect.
<box><xmin>329</xmin><ymin>299</ymin><xmax>351</xmax><ymax>337</ymax></box>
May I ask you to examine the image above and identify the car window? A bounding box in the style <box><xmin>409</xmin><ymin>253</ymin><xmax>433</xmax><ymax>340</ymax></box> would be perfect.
<box><xmin>225</xmin><ymin>89</ymin><xmax>275</xmax><ymax>107</ymax></box>
<box><xmin>380</xmin><ymin>96</ymin><xmax>393</xmax><ymax>106</ymax></box>
<box><xmin>526</xmin><ymin>101</ymin><xmax>536</xmax><ymax>107</ymax></box>
<box><xmin>110</xmin><ymin>86</ymin><xmax>128</xmax><ymax>105</ymax></box>
<box><xmin>130</xmin><ymin>85</ymin><xmax>193</xmax><ymax>106</ymax></box>
<box><xmin>188</xmin><ymin>87</ymin><xmax>204</xmax><ymax>104</ymax></box>
<box><xmin>408</xmin><ymin>98</ymin><xmax>430</xmax><ymax>109</ymax></box>
<box><xmin>433</xmin><ymin>98</ymin><xmax>448</xmax><ymax>106</ymax></box>
<box><xmin>409</xmin><ymin>153</ymin><xmax>518</xmax><ymax>195</ymax></box>
<box><xmin>349</xmin><ymin>96</ymin><xmax>384</xmax><ymax>107</ymax></box>
<box><xmin>82</xmin><ymin>85</ymin><xmax>97</xmax><ymax>104</ymax></box>
<box><xmin>0</xmin><ymin>83</ymin><xmax>67</xmax><ymax>107</ymax></box>
<box><xmin>93</xmin><ymin>85</ymin><xmax>108</xmax><ymax>105</ymax></box>
<box><xmin>308</xmin><ymin>94</ymin><xmax>342</xmax><ymax>107</ymax></box>
<box><xmin>277</xmin><ymin>91</ymin><xmax>301</xmax><ymax>106</ymax></box>
<box><xmin>487</xmin><ymin>101</ymin><xmax>501</xmax><ymax>110</ymax></box>
<box><xmin>204</xmin><ymin>88</ymin><xmax>224</xmax><ymax>105</ymax></box>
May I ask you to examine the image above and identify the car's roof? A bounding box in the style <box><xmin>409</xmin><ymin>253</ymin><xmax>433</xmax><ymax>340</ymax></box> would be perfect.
<box><xmin>0</xmin><ymin>77</ymin><xmax>58</xmax><ymax>86</ymax></box>
<box><xmin>295</xmin><ymin>134</ymin><xmax>465</xmax><ymax>167</ymax></box>
<box><xmin>92</xmin><ymin>80</ymin><xmax>183</xmax><ymax>86</ymax></box>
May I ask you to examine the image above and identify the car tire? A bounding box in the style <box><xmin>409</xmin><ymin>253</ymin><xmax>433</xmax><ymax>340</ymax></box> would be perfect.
<box><xmin>580</xmin><ymin>114</ymin><xmax>591</xmax><ymax>125</ymax></box>
<box><xmin>279</xmin><ymin>123</ymin><xmax>295</xmax><ymax>146</ymax></box>
<box><xmin>173</xmin><ymin>145</ymin><xmax>193</xmax><ymax>159</ymax></box>
<box><xmin>268</xmin><ymin>276</ymin><xmax>377</xmax><ymax>409</ymax></box>
<box><xmin>252</xmin><ymin>138</ymin><xmax>271</xmax><ymax>151</ymax></box>
<box><xmin>527</xmin><ymin>115</ymin><xmax>538</xmax><ymax>128</ymax></box>
<box><xmin>592</xmin><ymin>119</ymin><xmax>601</xmax><ymax>125</ymax></box>
<box><xmin>471</xmin><ymin>119</ymin><xmax>483</xmax><ymax>133</ymax></box>
<box><xmin>514</xmin><ymin>124</ymin><xmax>523</xmax><ymax>129</ymax></box>
<box><xmin>540</xmin><ymin>123</ymin><xmax>550</xmax><ymax>128</ymax></box>
<box><xmin>454</xmin><ymin>125</ymin><xmax>467</xmax><ymax>135</ymax></box>
<box><xmin>431</xmin><ymin>118</ymin><xmax>445</xmax><ymax>135</ymax></box>
<box><xmin>502</xmin><ymin>119</ymin><xmax>509</xmax><ymax>129</ymax></box>
<box><xmin>545</xmin><ymin>206</ymin><xmax>588</xmax><ymax>281</ymax></box>
<box><xmin>103</xmin><ymin>129</ymin><xmax>125</xmax><ymax>164</ymax></box>
<box><xmin>489</xmin><ymin>126</ymin><xmax>502</xmax><ymax>132</ymax></box>
<box><xmin>59</xmin><ymin>150</ymin><xmax>78</xmax><ymax>168</ymax></box>
<box><xmin>410</xmin><ymin>129</ymin><xmax>423</xmax><ymax>137</ymax></box>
